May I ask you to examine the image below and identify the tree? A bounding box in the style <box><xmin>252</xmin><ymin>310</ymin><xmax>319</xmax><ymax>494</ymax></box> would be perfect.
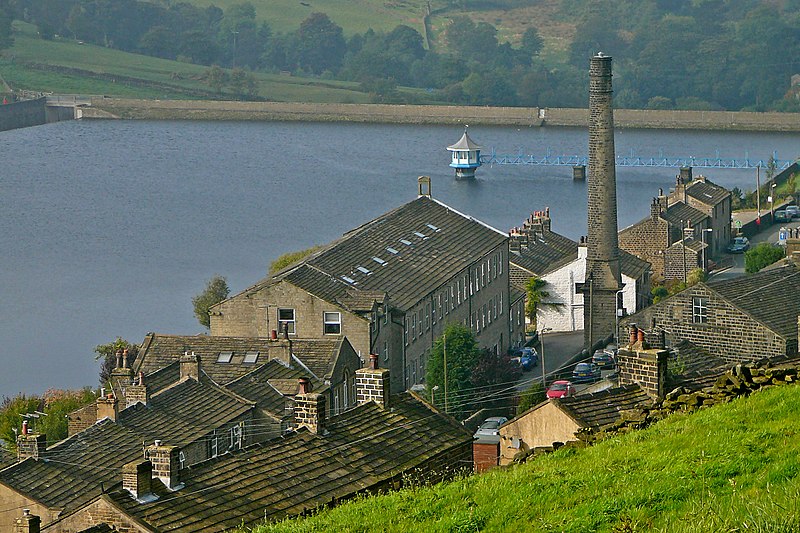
<box><xmin>524</xmin><ymin>276</ymin><xmax>550</xmax><ymax>330</ymax></box>
<box><xmin>205</xmin><ymin>65</ymin><xmax>228</xmax><ymax>93</ymax></box>
<box><xmin>516</xmin><ymin>381</ymin><xmax>545</xmax><ymax>415</ymax></box>
<box><xmin>95</xmin><ymin>337</ymin><xmax>140</xmax><ymax>385</ymax></box>
<box><xmin>470</xmin><ymin>348</ymin><xmax>521</xmax><ymax>410</ymax></box>
<box><xmin>520</xmin><ymin>27</ymin><xmax>543</xmax><ymax>57</ymax></box>
<box><xmin>229</xmin><ymin>68</ymin><xmax>258</xmax><ymax>99</ymax></box>
<box><xmin>426</xmin><ymin>323</ymin><xmax>481</xmax><ymax>416</ymax></box>
<box><xmin>0</xmin><ymin>389</ymin><xmax>95</xmax><ymax>450</ymax></box>
<box><xmin>294</xmin><ymin>12</ymin><xmax>346</xmax><ymax>74</ymax></box>
<box><xmin>0</xmin><ymin>0</ymin><xmax>13</xmax><ymax>50</ymax></box>
<box><xmin>192</xmin><ymin>275</ymin><xmax>230</xmax><ymax>329</ymax></box>
<box><xmin>745</xmin><ymin>243</ymin><xmax>785</xmax><ymax>273</ymax></box>
<box><xmin>269</xmin><ymin>246</ymin><xmax>322</xmax><ymax>274</ymax></box>
<box><xmin>0</xmin><ymin>395</ymin><xmax>41</xmax><ymax>450</ymax></box>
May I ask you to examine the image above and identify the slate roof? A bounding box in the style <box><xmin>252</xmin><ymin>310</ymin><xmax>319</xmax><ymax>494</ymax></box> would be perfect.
<box><xmin>0</xmin><ymin>446</ymin><xmax>15</xmax><ymax>470</ymax></box>
<box><xmin>706</xmin><ymin>263</ymin><xmax>800</xmax><ymax>339</ymax></box>
<box><xmin>686</xmin><ymin>179</ymin><xmax>730</xmax><ymax>206</ymax></box>
<box><xmin>668</xmin><ymin>238</ymin><xmax>706</xmax><ymax>253</ymax></box>
<box><xmin>100</xmin><ymin>392</ymin><xmax>473</xmax><ymax>532</ymax></box>
<box><xmin>230</xmin><ymin>196</ymin><xmax>508</xmax><ymax>312</ymax></box>
<box><xmin>555</xmin><ymin>384</ymin><xmax>654</xmax><ymax>428</ymax></box>
<box><xmin>0</xmin><ymin>420</ymin><xmax>144</xmax><ymax>515</ymax></box>
<box><xmin>661</xmin><ymin>201</ymin><xmax>708</xmax><ymax>228</ymax></box>
<box><xmin>225</xmin><ymin>360</ymin><xmax>325</xmax><ymax>420</ymax></box>
<box><xmin>119</xmin><ymin>378</ymin><xmax>254</xmax><ymax>446</ymax></box>
<box><xmin>134</xmin><ymin>334</ymin><xmax>343</xmax><ymax>385</ymax></box>
<box><xmin>511</xmin><ymin>233</ymin><xmax>650</xmax><ymax>279</ymax></box>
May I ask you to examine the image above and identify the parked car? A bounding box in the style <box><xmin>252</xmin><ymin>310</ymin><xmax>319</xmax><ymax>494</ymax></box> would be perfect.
<box><xmin>520</xmin><ymin>347</ymin><xmax>539</xmax><ymax>371</ymax></box>
<box><xmin>546</xmin><ymin>380</ymin><xmax>577</xmax><ymax>399</ymax></box>
<box><xmin>785</xmin><ymin>205</ymin><xmax>800</xmax><ymax>219</ymax></box>
<box><xmin>592</xmin><ymin>349</ymin><xmax>616</xmax><ymax>370</ymax></box>
<box><xmin>473</xmin><ymin>416</ymin><xmax>508</xmax><ymax>438</ymax></box>
<box><xmin>572</xmin><ymin>362</ymin><xmax>601</xmax><ymax>383</ymax></box>
<box><xmin>774</xmin><ymin>210</ymin><xmax>791</xmax><ymax>223</ymax></box>
<box><xmin>727</xmin><ymin>236</ymin><xmax>750</xmax><ymax>253</ymax></box>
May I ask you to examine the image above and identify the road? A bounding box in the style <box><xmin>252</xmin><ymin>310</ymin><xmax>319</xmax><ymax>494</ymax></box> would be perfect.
<box><xmin>709</xmin><ymin>219</ymin><xmax>791</xmax><ymax>281</ymax></box>
<box><xmin>516</xmin><ymin>330</ymin><xmax>589</xmax><ymax>392</ymax></box>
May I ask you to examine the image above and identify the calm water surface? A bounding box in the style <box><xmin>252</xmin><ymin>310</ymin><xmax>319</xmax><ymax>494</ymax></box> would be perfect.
<box><xmin>1</xmin><ymin>119</ymin><xmax>797</xmax><ymax>396</ymax></box>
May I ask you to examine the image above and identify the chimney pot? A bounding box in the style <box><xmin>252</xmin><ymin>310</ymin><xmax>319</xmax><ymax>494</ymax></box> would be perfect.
<box><xmin>298</xmin><ymin>377</ymin><xmax>312</xmax><ymax>394</ymax></box>
<box><xmin>271</xmin><ymin>329</ymin><xmax>278</xmax><ymax>340</ymax></box>
<box><xmin>21</xmin><ymin>420</ymin><xmax>28</xmax><ymax>436</ymax></box>
<box><xmin>369</xmin><ymin>354</ymin><xmax>379</xmax><ymax>370</ymax></box>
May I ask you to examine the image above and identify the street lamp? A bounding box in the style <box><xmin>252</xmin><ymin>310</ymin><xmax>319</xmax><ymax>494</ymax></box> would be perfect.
<box><xmin>701</xmin><ymin>228</ymin><xmax>713</xmax><ymax>272</ymax></box>
<box><xmin>540</xmin><ymin>327</ymin><xmax>553</xmax><ymax>388</ymax></box>
<box><xmin>614</xmin><ymin>288</ymin><xmax>625</xmax><ymax>345</ymax></box>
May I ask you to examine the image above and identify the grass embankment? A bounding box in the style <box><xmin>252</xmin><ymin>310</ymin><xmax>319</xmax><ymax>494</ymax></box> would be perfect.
<box><xmin>1</xmin><ymin>22</ymin><xmax>375</xmax><ymax>102</ymax></box>
<box><xmin>249</xmin><ymin>385</ymin><xmax>800</xmax><ymax>532</ymax></box>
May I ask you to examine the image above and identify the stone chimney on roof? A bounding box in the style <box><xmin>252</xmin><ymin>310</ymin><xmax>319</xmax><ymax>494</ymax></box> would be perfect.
<box><xmin>617</xmin><ymin>324</ymin><xmax>669</xmax><ymax>399</ymax></box>
<box><xmin>96</xmin><ymin>392</ymin><xmax>119</xmax><ymax>422</ymax></box>
<box><xmin>14</xmin><ymin>509</ymin><xmax>40</xmax><ymax>533</ymax></box>
<box><xmin>145</xmin><ymin>440</ymin><xmax>181</xmax><ymax>490</ymax></box>
<box><xmin>16</xmin><ymin>422</ymin><xmax>46</xmax><ymax>462</ymax></box>
<box><xmin>355</xmin><ymin>354</ymin><xmax>390</xmax><ymax>409</ymax></box>
<box><xmin>125</xmin><ymin>371</ymin><xmax>149</xmax><ymax>408</ymax></box>
<box><xmin>180</xmin><ymin>351</ymin><xmax>200</xmax><ymax>381</ymax></box>
<box><xmin>270</xmin><ymin>335</ymin><xmax>293</xmax><ymax>367</ymax></box>
<box><xmin>650</xmin><ymin>197</ymin><xmax>662</xmax><ymax>221</ymax></box>
<box><xmin>294</xmin><ymin>378</ymin><xmax>326</xmax><ymax>434</ymax></box>
<box><xmin>123</xmin><ymin>459</ymin><xmax>153</xmax><ymax>500</ymax></box>
<box><xmin>111</xmin><ymin>348</ymin><xmax>134</xmax><ymax>380</ymax></box>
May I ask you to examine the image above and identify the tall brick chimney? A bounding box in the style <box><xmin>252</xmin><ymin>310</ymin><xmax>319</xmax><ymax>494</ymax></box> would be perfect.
<box><xmin>581</xmin><ymin>52</ymin><xmax>622</xmax><ymax>350</ymax></box>
<box><xmin>145</xmin><ymin>440</ymin><xmax>181</xmax><ymax>490</ymax></box>
<box><xmin>180</xmin><ymin>351</ymin><xmax>200</xmax><ymax>381</ymax></box>
<box><xmin>14</xmin><ymin>509</ymin><xmax>40</xmax><ymax>533</ymax></box>
<box><xmin>122</xmin><ymin>459</ymin><xmax>153</xmax><ymax>499</ymax></box>
<box><xmin>355</xmin><ymin>354</ymin><xmax>390</xmax><ymax>408</ymax></box>
<box><xmin>96</xmin><ymin>392</ymin><xmax>119</xmax><ymax>422</ymax></box>
<box><xmin>294</xmin><ymin>378</ymin><xmax>326</xmax><ymax>434</ymax></box>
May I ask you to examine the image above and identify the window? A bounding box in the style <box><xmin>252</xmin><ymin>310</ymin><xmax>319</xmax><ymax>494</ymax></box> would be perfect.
<box><xmin>499</xmin><ymin>292</ymin><xmax>503</xmax><ymax>315</ymax></box>
<box><xmin>457</xmin><ymin>279</ymin><xmax>462</xmax><ymax>304</ymax></box>
<box><xmin>443</xmin><ymin>290</ymin><xmax>449</xmax><ymax>313</ymax></box>
<box><xmin>692</xmin><ymin>297</ymin><xmax>708</xmax><ymax>324</ymax></box>
<box><xmin>487</xmin><ymin>299</ymin><xmax>493</xmax><ymax>324</ymax></box>
<box><xmin>278</xmin><ymin>308</ymin><xmax>296</xmax><ymax>334</ymax></box>
<box><xmin>333</xmin><ymin>388</ymin><xmax>340</xmax><ymax>415</ymax></box>
<box><xmin>411</xmin><ymin>360</ymin><xmax>417</xmax><ymax>384</ymax></box>
<box><xmin>450</xmin><ymin>286</ymin><xmax>455</xmax><ymax>310</ymax></box>
<box><xmin>411</xmin><ymin>314</ymin><xmax>416</xmax><ymax>340</ymax></box>
<box><xmin>463</xmin><ymin>275</ymin><xmax>468</xmax><ymax>300</ymax></box>
<box><xmin>432</xmin><ymin>297</ymin><xmax>437</xmax><ymax>325</ymax></box>
<box><xmin>481</xmin><ymin>261</ymin><xmax>486</xmax><ymax>287</ymax></box>
<box><xmin>383</xmin><ymin>340</ymin><xmax>389</xmax><ymax>362</ymax></box>
<box><xmin>216</xmin><ymin>351</ymin><xmax>233</xmax><ymax>364</ymax></box>
<box><xmin>179</xmin><ymin>451</ymin><xmax>186</xmax><ymax>469</ymax></box>
<box><xmin>210</xmin><ymin>431</ymin><xmax>219</xmax><ymax>458</ymax></box>
<box><xmin>383</xmin><ymin>303</ymin><xmax>388</xmax><ymax>325</ymax></box>
<box><xmin>417</xmin><ymin>310</ymin><xmax>423</xmax><ymax>337</ymax></box>
<box><xmin>230</xmin><ymin>424</ymin><xmax>243</xmax><ymax>450</ymax></box>
<box><xmin>324</xmin><ymin>312</ymin><xmax>341</xmax><ymax>334</ymax></box>
<box><xmin>405</xmin><ymin>317</ymin><xmax>410</xmax><ymax>345</ymax></box>
<box><xmin>492</xmin><ymin>254</ymin><xmax>498</xmax><ymax>279</ymax></box>
<box><xmin>499</xmin><ymin>250</ymin><xmax>503</xmax><ymax>275</ymax></box>
<box><xmin>243</xmin><ymin>351</ymin><xmax>259</xmax><ymax>364</ymax></box>
<box><xmin>425</xmin><ymin>304</ymin><xmax>430</xmax><ymax>331</ymax></box>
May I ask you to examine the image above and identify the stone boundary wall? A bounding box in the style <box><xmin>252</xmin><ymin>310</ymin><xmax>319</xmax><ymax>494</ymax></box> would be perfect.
<box><xmin>0</xmin><ymin>97</ymin><xmax>46</xmax><ymax>131</ymax></box>
<box><xmin>88</xmin><ymin>98</ymin><xmax>800</xmax><ymax>131</ymax></box>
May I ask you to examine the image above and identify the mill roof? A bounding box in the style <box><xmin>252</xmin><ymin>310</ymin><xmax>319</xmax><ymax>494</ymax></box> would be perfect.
<box><xmin>100</xmin><ymin>392</ymin><xmax>473</xmax><ymax>532</ymax></box>
<box><xmin>555</xmin><ymin>384</ymin><xmax>654</xmax><ymax>428</ymax></box>
<box><xmin>661</xmin><ymin>201</ymin><xmax>708</xmax><ymax>228</ymax></box>
<box><xmin>705</xmin><ymin>264</ymin><xmax>800</xmax><ymax>339</ymax></box>
<box><xmin>233</xmin><ymin>196</ymin><xmax>508</xmax><ymax>312</ymax></box>
<box><xmin>447</xmin><ymin>130</ymin><xmax>482</xmax><ymax>151</ymax></box>
<box><xmin>134</xmin><ymin>334</ymin><xmax>344</xmax><ymax>385</ymax></box>
<box><xmin>686</xmin><ymin>179</ymin><xmax>731</xmax><ymax>206</ymax></box>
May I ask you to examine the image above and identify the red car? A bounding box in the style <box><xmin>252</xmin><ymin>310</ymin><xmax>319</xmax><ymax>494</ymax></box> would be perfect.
<box><xmin>546</xmin><ymin>380</ymin><xmax>577</xmax><ymax>399</ymax></box>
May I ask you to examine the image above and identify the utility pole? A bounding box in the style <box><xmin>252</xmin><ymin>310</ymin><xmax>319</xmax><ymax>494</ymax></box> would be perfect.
<box><xmin>443</xmin><ymin>333</ymin><xmax>448</xmax><ymax>414</ymax></box>
<box><xmin>231</xmin><ymin>29</ymin><xmax>239</xmax><ymax>69</ymax></box>
<box><xmin>756</xmin><ymin>166</ymin><xmax>761</xmax><ymax>225</ymax></box>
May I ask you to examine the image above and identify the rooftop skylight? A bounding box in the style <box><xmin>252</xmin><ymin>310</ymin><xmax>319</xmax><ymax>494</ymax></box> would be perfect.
<box><xmin>216</xmin><ymin>351</ymin><xmax>233</xmax><ymax>364</ymax></box>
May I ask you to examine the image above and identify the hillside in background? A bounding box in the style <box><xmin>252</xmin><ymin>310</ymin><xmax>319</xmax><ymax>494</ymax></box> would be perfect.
<box><xmin>247</xmin><ymin>384</ymin><xmax>800</xmax><ymax>532</ymax></box>
<box><xmin>2</xmin><ymin>1</ymin><xmax>800</xmax><ymax>111</ymax></box>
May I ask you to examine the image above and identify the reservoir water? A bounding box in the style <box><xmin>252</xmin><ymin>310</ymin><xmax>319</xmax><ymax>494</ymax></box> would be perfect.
<box><xmin>1</xmin><ymin>119</ymin><xmax>798</xmax><ymax>396</ymax></box>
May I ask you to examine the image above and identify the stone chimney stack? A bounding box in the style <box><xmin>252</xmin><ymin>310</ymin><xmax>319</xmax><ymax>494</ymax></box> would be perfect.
<box><xmin>650</xmin><ymin>197</ymin><xmax>662</xmax><ymax>221</ymax></box>
<box><xmin>125</xmin><ymin>372</ymin><xmax>150</xmax><ymax>408</ymax></box>
<box><xmin>294</xmin><ymin>378</ymin><xmax>327</xmax><ymax>434</ymax></box>
<box><xmin>180</xmin><ymin>351</ymin><xmax>200</xmax><ymax>381</ymax></box>
<box><xmin>123</xmin><ymin>460</ymin><xmax>153</xmax><ymax>499</ymax></box>
<box><xmin>16</xmin><ymin>422</ymin><xmax>47</xmax><ymax>462</ymax></box>
<box><xmin>14</xmin><ymin>509</ymin><xmax>40</xmax><ymax>533</ymax></box>
<box><xmin>96</xmin><ymin>392</ymin><xmax>119</xmax><ymax>422</ymax></box>
<box><xmin>111</xmin><ymin>348</ymin><xmax>134</xmax><ymax>381</ymax></box>
<box><xmin>145</xmin><ymin>440</ymin><xmax>181</xmax><ymax>489</ymax></box>
<box><xmin>270</xmin><ymin>336</ymin><xmax>293</xmax><ymax>367</ymax></box>
<box><xmin>355</xmin><ymin>354</ymin><xmax>390</xmax><ymax>408</ymax></box>
<box><xmin>582</xmin><ymin>52</ymin><xmax>622</xmax><ymax>350</ymax></box>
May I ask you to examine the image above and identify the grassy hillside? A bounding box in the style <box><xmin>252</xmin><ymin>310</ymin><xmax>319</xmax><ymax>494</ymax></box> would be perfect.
<box><xmin>249</xmin><ymin>384</ymin><xmax>800</xmax><ymax>532</ymax></box>
<box><xmin>0</xmin><ymin>22</ymin><xmax>375</xmax><ymax>102</ymax></box>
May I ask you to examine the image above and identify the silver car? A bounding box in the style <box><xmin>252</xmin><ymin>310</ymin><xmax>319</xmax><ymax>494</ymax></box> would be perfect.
<box><xmin>473</xmin><ymin>416</ymin><xmax>508</xmax><ymax>438</ymax></box>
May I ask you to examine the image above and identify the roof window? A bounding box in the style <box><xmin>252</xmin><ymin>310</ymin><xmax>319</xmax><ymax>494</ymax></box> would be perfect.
<box><xmin>341</xmin><ymin>275</ymin><xmax>357</xmax><ymax>284</ymax></box>
<box><xmin>356</xmin><ymin>266</ymin><xmax>372</xmax><ymax>275</ymax></box>
<box><xmin>386</xmin><ymin>247</ymin><xmax>399</xmax><ymax>254</ymax></box>
<box><xmin>243</xmin><ymin>351</ymin><xmax>259</xmax><ymax>364</ymax></box>
<box><xmin>426</xmin><ymin>223</ymin><xmax>440</xmax><ymax>232</ymax></box>
<box><xmin>372</xmin><ymin>256</ymin><xmax>387</xmax><ymax>265</ymax></box>
<box><xmin>400</xmin><ymin>239</ymin><xmax>412</xmax><ymax>246</ymax></box>
<box><xmin>413</xmin><ymin>231</ymin><xmax>428</xmax><ymax>240</ymax></box>
<box><xmin>216</xmin><ymin>351</ymin><xmax>233</xmax><ymax>364</ymax></box>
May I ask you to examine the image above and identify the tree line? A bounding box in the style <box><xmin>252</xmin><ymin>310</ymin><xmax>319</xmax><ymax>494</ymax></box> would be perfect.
<box><xmin>3</xmin><ymin>1</ymin><xmax>800</xmax><ymax>112</ymax></box>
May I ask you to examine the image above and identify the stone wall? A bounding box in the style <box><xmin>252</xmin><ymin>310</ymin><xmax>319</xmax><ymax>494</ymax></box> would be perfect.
<box><xmin>0</xmin><ymin>98</ymin><xmax>46</xmax><ymax>132</ymax></box>
<box><xmin>89</xmin><ymin>98</ymin><xmax>800</xmax><ymax>131</ymax></box>
<box><xmin>663</xmin><ymin>243</ymin><xmax>702</xmax><ymax>281</ymax></box>
<box><xmin>48</xmin><ymin>497</ymin><xmax>144</xmax><ymax>533</ymax></box>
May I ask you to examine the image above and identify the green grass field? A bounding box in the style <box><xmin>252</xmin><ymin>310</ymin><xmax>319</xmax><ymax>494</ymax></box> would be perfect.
<box><xmin>248</xmin><ymin>384</ymin><xmax>800</xmax><ymax>532</ymax></box>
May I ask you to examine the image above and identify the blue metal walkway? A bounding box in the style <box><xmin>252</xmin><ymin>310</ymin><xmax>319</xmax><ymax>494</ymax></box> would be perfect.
<box><xmin>482</xmin><ymin>149</ymin><xmax>793</xmax><ymax>170</ymax></box>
